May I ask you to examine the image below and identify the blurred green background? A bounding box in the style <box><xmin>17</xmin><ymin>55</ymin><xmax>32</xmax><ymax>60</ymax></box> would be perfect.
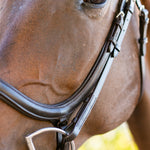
<box><xmin>79</xmin><ymin>123</ymin><xmax>138</xmax><ymax>150</ymax></box>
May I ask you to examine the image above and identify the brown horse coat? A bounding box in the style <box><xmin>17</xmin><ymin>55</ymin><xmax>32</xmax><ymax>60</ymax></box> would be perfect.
<box><xmin>0</xmin><ymin>0</ymin><xmax>149</xmax><ymax>149</ymax></box>
<box><xmin>128</xmin><ymin>0</ymin><xmax>150</xmax><ymax>149</ymax></box>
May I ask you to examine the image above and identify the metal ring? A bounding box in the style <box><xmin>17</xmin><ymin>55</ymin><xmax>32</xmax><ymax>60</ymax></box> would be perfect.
<box><xmin>25</xmin><ymin>127</ymin><xmax>75</xmax><ymax>150</ymax></box>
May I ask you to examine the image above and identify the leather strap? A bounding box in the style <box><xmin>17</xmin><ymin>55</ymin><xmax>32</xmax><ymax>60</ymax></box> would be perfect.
<box><xmin>138</xmin><ymin>5</ymin><xmax>149</xmax><ymax>100</ymax></box>
<box><xmin>57</xmin><ymin>0</ymin><xmax>140</xmax><ymax>149</ymax></box>
<box><xmin>57</xmin><ymin>1</ymin><xmax>149</xmax><ymax>149</ymax></box>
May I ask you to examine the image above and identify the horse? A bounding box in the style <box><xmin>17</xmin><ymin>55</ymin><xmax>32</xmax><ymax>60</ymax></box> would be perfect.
<box><xmin>0</xmin><ymin>0</ymin><xmax>149</xmax><ymax>149</ymax></box>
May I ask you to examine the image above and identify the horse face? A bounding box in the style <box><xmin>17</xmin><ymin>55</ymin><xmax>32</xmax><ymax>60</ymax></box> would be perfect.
<box><xmin>0</xmin><ymin>0</ymin><xmax>115</xmax><ymax>102</ymax></box>
<box><xmin>0</xmin><ymin>0</ymin><xmax>141</xmax><ymax>149</ymax></box>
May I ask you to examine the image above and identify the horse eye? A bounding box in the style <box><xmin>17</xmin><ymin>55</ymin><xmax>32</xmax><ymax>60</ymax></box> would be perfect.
<box><xmin>83</xmin><ymin>0</ymin><xmax>106</xmax><ymax>4</ymax></box>
<box><xmin>83</xmin><ymin>0</ymin><xmax>107</xmax><ymax>8</ymax></box>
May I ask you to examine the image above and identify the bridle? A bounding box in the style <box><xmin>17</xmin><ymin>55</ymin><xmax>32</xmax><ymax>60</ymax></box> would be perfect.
<box><xmin>0</xmin><ymin>0</ymin><xmax>149</xmax><ymax>149</ymax></box>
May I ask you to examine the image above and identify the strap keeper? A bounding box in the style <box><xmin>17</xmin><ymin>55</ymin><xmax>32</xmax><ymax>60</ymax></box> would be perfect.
<box><xmin>126</xmin><ymin>4</ymin><xmax>134</xmax><ymax>14</ymax></box>
<box><xmin>115</xmin><ymin>16</ymin><xmax>124</xmax><ymax>29</ymax></box>
<box><xmin>108</xmin><ymin>36</ymin><xmax>116</xmax><ymax>45</ymax></box>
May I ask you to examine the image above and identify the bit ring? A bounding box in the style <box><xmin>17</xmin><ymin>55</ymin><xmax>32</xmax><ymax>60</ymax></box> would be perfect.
<box><xmin>26</xmin><ymin>127</ymin><xmax>75</xmax><ymax>150</ymax></box>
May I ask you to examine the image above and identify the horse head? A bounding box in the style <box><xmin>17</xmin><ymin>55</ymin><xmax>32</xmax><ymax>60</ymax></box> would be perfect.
<box><xmin>0</xmin><ymin>0</ymin><xmax>149</xmax><ymax>149</ymax></box>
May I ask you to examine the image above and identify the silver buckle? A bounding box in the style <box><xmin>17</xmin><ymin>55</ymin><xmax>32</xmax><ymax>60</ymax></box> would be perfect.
<box><xmin>116</xmin><ymin>11</ymin><xmax>125</xmax><ymax>18</ymax></box>
<box><xmin>139</xmin><ymin>5</ymin><xmax>145</xmax><ymax>11</ymax></box>
<box><xmin>25</xmin><ymin>127</ymin><xmax>75</xmax><ymax>150</ymax></box>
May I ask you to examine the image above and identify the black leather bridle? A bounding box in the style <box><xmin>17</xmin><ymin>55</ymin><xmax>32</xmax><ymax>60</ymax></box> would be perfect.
<box><xmin>0</xmin><ymin>0</ymin><xmax>149</xmax><ymax>149</ymax></box>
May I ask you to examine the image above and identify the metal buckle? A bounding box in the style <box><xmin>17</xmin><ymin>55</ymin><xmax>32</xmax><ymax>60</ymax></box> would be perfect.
<box><xmin>25</xmin><ymin>127</ymin><xmax>75</xmax><ymax>150</ymax></box>
<box><xmin>139</xmin><ymin>5</ymin><xmax>145</xmax><ymax>11</ymax></box>
<box><xmin>116</xmin><ymin>11</ymin><xmax>125</xmax><ymax>18</ymax></box>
